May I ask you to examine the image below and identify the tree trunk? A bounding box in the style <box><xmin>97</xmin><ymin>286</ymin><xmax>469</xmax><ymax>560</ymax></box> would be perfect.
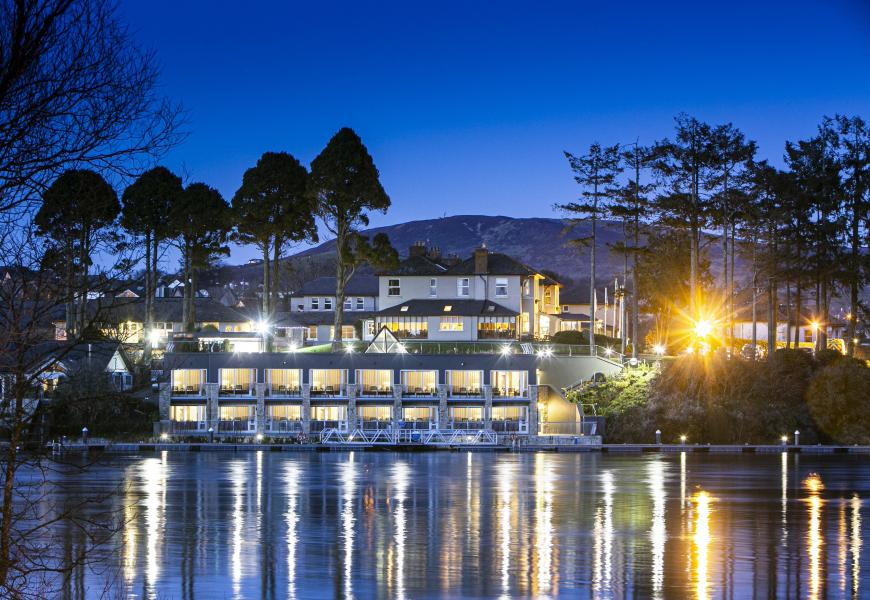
<box><xmin>767</xmin><ymin>279</ymin><xmax>777</xmax><ymax>361</ymax></box>
<box><xmin>793</xmin><ymin>284</ymin><xmax>802</xmax><ymax>348</ymax></box>
<box><xmin>332</xmin><ymin>219</ymin><xmax>348</xmax><ymax>350</ymax></box>
<box><xmin>272</xmin><ymin>236</ymin><xmax>282</xmax><ymax>313</ymax></box>
<box><xmin>182</xmin><ymin>241</ymin><xmax>191</xmax><ymax>331</ymax></box>
<box><xmin>785</xmin><ymin>282</ymin><xmax>792</xmax><ymax>350</ymax></box>
<box><xmin>589</xmin><ymin>194</ymin><xmax>597</xmax><ymax>356</ymax></box>
<box><xmin>143</xmin><ymin>230</ymin><xmax>153</xmax><ymax>362</ymax></box>
<box><xmin>262</xmin><ymin>242</ymin><xmax>270</xmax><ymax>317</ymax></box>
<box><xmin>751</xmin><ymin>237</ymin><xmax>757</xmax><ymax>360</ymax></box>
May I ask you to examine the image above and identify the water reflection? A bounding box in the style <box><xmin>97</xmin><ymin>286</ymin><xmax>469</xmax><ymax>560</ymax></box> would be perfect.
<box><xmin>805</xmin><ymin>473</ymin><xmax>824</xmax><ymax>600</ymax></box>
<box><xmin>35</xmin><ymin>452</ymin><xmax>870</xmax><ymax>599</ymax></box>
<box><xmin>647</xmin><ymin>459</ymin><xmax>666</xmax><ymax>599</ymax></box>
<box><xmin>691</xmin><ymin>490</ymin><xmax>713</xmax><ymax>600</ymax></box>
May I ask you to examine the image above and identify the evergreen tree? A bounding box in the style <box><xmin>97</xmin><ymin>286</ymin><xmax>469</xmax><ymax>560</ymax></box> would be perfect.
<box><xmin>121</xmin><ymin>166</ymin><xmax>183</xmax><ymax>360</ymax></box>
<box><xmin>557</xmin><ymin>143</ymin><xmax>622</xmax><ymax>354</ymax></box>
<box><xmin>308</xmin><ymin>128</ymin><xmax>395</xmax><ymax>349</ymax></box>
<box><xmin>232</xmin><ymin>152</ymin><xmax>318</xmax><ymax>331</ymax></box>
<box><xmin>35</xmin><ymin>169</ymin><xmax>120</xmax><ymax>336</ymax></box>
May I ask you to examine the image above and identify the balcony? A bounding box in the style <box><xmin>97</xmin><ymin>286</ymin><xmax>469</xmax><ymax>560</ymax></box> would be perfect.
<box><xmin>170</xmin><ymin>420</ymin><xmax>207</xmax><ymax>433</ymax></box>
<box><xmin>218</xmin><ymin>419</ymin><xmax>256</xmax><ymax>433</ymax></box>
<box><xmin>401</xmin><ymin>386</ymin><xmax>438</xmax><ymax>398</ymax></box>
<box><xmin>219</xmin><ymin>386</ymin><xmax>254</xmax><ymax>397</ymax></box>
<box><xmin>492</xmin><ymin>387</ymin><xmax>528</xmax><ymax>399</ymax></box>
<box><xmin>310</xmin><ymin>385</ymin><xmax>346</xmax><ymax>398</ymax></box>
<box><xmin>267</xmin><ymin>385</ymin><xmax>301</xmax><ymax>398</ymax></box>
<box><xmin>401</xmin><ymin>420</ymin><xmax>437</xmax><ymax>431</ymax></box>
<box><xmin>359</xmin><ymin>419</ymin><xmax>393</xmax><ymax>431</ymax></box>
<box><xmin>448</xmin><ymin>388</ymin><xmax>482</xmax><ymax>398</ymax></box>
<box><xmin>492</xmin><ymin>420</ymin><xmax>528</xmax><ymax>433</ymax></box>
<box><xmin>477</xmin><ymin>329</ymin><xmax>517</xmax><ymax>340</ymax></box>
<box><xmin>266</xmin><ymin>419</ymin><xmax>302</xmax><ymax>434</ymax></box>
<box><xmin>310</xmin><ymin>419</ymin><xmax>347</xmax><ymax>433</ymax></box>
<box><xmin>448</xmin><ymin>420</ymin><xmax>485</xmax><ymax>430</ymax></box>
<box><xmin>171</xmin><ymin>386</ymin><xmax>204</xmax><ymax>397</ymax></box>
<box><xmin>358</xmin><ymin>385</ymin><xmax>394</xmax><ymax>398</ymax></box>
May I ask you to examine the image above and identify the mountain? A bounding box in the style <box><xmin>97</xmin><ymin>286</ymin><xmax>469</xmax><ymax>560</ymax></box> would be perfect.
<box><xmin>209</xmin><ymin>214</ymin><xmax>738</xmax><ymax>290</ymax></box>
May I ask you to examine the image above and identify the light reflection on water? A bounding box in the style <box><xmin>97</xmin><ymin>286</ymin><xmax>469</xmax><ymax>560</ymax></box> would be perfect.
<box><xmin>48</xmin><ymin>452</ymin><xmax>870</xmax><ymax>599</ymax></box>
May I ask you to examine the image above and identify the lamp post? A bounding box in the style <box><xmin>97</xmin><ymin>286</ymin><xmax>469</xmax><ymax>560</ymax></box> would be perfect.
<box><xmin>794</xmin><ymin>430</ymin><xmax>800</xmax><ymax>446</ymax></box>
<box><xmin>208</xmin><ymin>427</ymin><xmax>214</xmax><ymax>443</ymax></box>
<box><xmin>81</xmin><ymin>427</ymin><xmax>88</xmax><ymax>445</ymax></box>
<box><xmin>655</xmin><ymin>429</ymin><xmax>661</xmax><ymax>445</ymax></box>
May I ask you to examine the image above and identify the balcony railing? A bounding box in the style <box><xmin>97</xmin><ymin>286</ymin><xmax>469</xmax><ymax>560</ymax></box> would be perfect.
<box><xmin>449</xmin><ymin>420</ymin><xmax>485</xmax><ymax>430</ymax></box>
<box><xmin>218</xmin><ymin>420</ymin><xmax>256</xmax><ymax>433</ymax></box>
<box><xmin>267</xmin><ymin>419</ymin><xmax>303</xmax><ymax>434</ymax></box>
<box><xmin>492</xmin><ymin>420</ymin><xmax>527</xmax><ymax>433</ymax></box>
<box><xmin>310</xmin><ymin>419</ymin><xmax>346</xmax><ymax>432</ymax></box>
<box><xmin>401</xmin><ymin>387</ymin><xmax>438</xmax><ymax>397</ymax></box>
<box><xmin>448</xmin><ymin>388</ymin><xmax>482</xmax><ymax>398</ymax></box>
<box><xmin>171</xmin><ymin>386</ymin><xmax>205</xmax><ymax>396</ymax></box>
<box><xmin>358</xmin><ymin>386</ymin><xmax>394</xmax><ymax>398</ymax></box>
<box><xmin>477</xmin><ymin>329</ymin><xmax>517</xmax><ymax>340</ymax></box>
<box><xmin>170</xmin><ymin>420</ymin><xmax>207</xmax><ymax>433</ymax></box>
<box><xmin>309</xmin><ymin>386</ymin><xmax>346</xmax><ymax>398</ymax></box>
<box><xmin>401</xmin><ymin>420</ymin><xmax>437</xmax><ymax>430</ymax></box>
<box><xmin>267</xmin><ymin>386</ymin><xmax>301</xmax><ymax>397</ymax></box>
<box><xmin>492</xmin><ymin>388</ymin><xmax>528</xmax><ymax>398</ymax></box>
<box><xmin>359</xmin><ymin>419</ymin><xmax>393</xmax><ymax>431</ymax></box>
<box><xmin>219</xmin><ymin>386</ymin><xmax>254</xmax><ymax>396</ymax></box>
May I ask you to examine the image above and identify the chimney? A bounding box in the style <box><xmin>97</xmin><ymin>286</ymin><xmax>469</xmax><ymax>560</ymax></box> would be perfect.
<box><xmin>409</xmin><ymin>241</ymin><xmax>426</xmax><ymax>257</ymax></box>
<box><xmin>442</xmin><ymin>253</ymin><xmax>461</xmax><ymax>266</ymax></box>
<box><xmin>473</xmin><ymin>244</ymin><xmax>488</xmax><ymax>274</ymax></box>
<box><xmin>427</xmin><ymin>245</ymin><xmax>441</xmax><ymax>261</ymax></box>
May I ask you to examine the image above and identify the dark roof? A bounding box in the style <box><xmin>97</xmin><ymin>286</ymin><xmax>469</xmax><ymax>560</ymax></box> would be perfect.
<box><xmin>51</xmin><ymin>298</ymin><xmax>249</xmax><ymax>324</ymax></box>
<box><xmin>559</xmin><ymin>285</ymin><xmax>591</xmax><ymax>305</ymax></box>
<box><xmin>376</xmin><ymin>299</ymin><xmax>517</xmax><ymax>317</ymax></box>
<box><xmin>444</xmin><ymin>252</ymin><xmax>540</xmax><ymax>277</ymax></box>
<box><xmin>291</xmin><ymin>275</ymin><xmax>379</xmax><ymax>297</ymax></box>
<box><xmin>2</xmin><ymin>340</ymin><xmax>132</xmax><ymax>374</ymax></box>
<box><xmin>274</xmin><ymin>311</ymin><xmax>376</xmax><ymax>327</ymax></box>
<box><xmin>380</xmin><ymin>255</ymin><xmax>448</xmax><ymax>276</ymax></box>
<box><xmin>557</xmin><ymin>313</ymin><xmax>591</xmax><ymax>321</ymax></box>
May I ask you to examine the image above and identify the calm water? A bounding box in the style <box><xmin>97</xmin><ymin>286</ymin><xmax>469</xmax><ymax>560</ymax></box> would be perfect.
<box><xmin>41</xmin><ymin>451</ymin><xmax>869</xmax><ymax>599</ymax></box>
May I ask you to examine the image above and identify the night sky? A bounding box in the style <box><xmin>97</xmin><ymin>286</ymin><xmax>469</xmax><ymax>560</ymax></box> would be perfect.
<box><xmin>120</xmin><ymin>0</ymin><xmax>870</xmax><ymax>263</ymax></box>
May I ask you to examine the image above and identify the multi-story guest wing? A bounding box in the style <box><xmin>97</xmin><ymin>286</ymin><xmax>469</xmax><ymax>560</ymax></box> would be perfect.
<box><xmin>162</xmin><ymin>351</ymin><xmax>545</xmax><ymax>437</ymax></box>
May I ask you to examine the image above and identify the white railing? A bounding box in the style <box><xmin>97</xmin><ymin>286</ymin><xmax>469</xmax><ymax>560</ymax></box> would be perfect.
<box><xmin>320</xmin><ymin>428</ymin><xmax>498</xmax><ymax>445</ymax></box>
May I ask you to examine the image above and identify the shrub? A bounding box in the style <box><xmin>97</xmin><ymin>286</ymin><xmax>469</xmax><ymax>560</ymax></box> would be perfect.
<box><xmin>806</xmin><ymin>359</ymin><xmax>870</xmax><ymax>444</ymax></box>
<box><xmin>551</xmin><ymin>330</ymin><xmax>586</xmax><ymax>345</ymax></box>
<box><xmin>569</xmin><ymin>366</ymin><xmax>657</xmax><ymax>442</ymax></box>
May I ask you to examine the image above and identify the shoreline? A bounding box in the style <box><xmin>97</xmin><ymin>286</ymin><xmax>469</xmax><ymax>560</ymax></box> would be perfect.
<box><xmin>44</xmin><ymin>442</ymin><xmax>870</xmax><ymax>455</ymax></box>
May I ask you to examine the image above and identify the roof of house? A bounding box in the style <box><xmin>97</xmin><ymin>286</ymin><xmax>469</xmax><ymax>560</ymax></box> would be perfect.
<box><xmin>376</xmin><ymin>299</ymin><xmax>517</xmax><ymax>317</ymax></box>
<box><xmin>273</xmin><ymin>311</ymin><xmax>376</xmax><ymax>328</ymax></box>
<box><xmin>381</xmin><ymin>255</ymin><xmax>449</xmax><ymax>276</ymax></box>
<box><xmin>556</xmin><ymin>313</ymin><xmax>592</xmax><ymax>321</ymax></box>
<box><xmin>1</xmin><ymin>340</ymin><xmax>133</xmax><ymax>375</ymax></box>
<box><xmin>290</xmin><ymin>275</ymin><xmax>379</xmax><ymax>298</ymax></box>
<box><xmin>51</xmin><ymin>297</ymin><xmax>249</xmax><ymax>324</ymax></box>
<box><xmin>443</xmin><ymin>252</ymin><xmax>541</xmax><ymax>278</ymax></box>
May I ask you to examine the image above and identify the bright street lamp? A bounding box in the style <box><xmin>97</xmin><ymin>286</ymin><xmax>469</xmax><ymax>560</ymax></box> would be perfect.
<box><xmin>652</xmin><ymin>344</ymin><xmax>665</xmax><ymax>356</ymax></box>
<box><xmin>694</xmin><ymin>319</ymin><xmax>713</xmax><ymax>338</ymax></box>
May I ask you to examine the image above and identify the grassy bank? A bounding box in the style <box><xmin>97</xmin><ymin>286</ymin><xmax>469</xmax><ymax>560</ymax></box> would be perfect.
<box><xmin>569</xmin><ymin>350</ymin><xmax>870</xmax><ymax>445</ymax></box>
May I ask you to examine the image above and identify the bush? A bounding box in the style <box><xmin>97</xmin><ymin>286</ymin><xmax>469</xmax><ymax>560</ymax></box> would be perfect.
<box><xmin>551</xmin><ymin>330</ymin><xmax>586</xmax><ymax>345</ymax></box>
<box><xmin>806</xmin><ymin>359</ymin><xmax>870</xmax><ymax>444</ymax></box>
<box><xmin>569</xmin><ymin>366</ymin><xmax>657</xmax><ymax>442</ymax></box>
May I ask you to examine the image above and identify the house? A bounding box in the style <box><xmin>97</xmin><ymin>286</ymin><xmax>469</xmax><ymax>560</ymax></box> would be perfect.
<box><xmin>558</xmin><ymin>284</ymin><xmax>621</xmax><ymax>336</ymax></box>
<box><xmin>373</xmin><ymin>243</ymin><xmax>561</xmax><ymax>341</ymax></box>
<box><xmin>731</xmin><ymin>300</ymin><xmax>847</xmax><ymax>349</ymax></box>
<box><xmin>282</xmin><ymin>274</ymin><xmax>380</xmax><ymax>344</ymax></box>
<box><xmin>52</xmin><ymin>297</ymin><xmax>253</xmax><ymax>348</ymax></box>
<box><xmin>1</xmin><ymin>341</ymin><xmax>135</xmax><ymax>402</ymax></box>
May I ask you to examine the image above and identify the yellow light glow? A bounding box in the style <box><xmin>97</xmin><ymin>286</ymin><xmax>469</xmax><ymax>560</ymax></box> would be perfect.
<box><xmin>694</xmin><ymin>319</ymin><xmax>713</xmax><ymax>338</ymax></box>
<box><xmin>810</xmin><ymin>320</ymin><xmax>820</xmax><ymax>331</ymax></box>
<box><xmin>652</xmin><ymin>344</ymin><xmax>665</xmax><ymax>355</ymax></box>
<box><xmin>692</xmin><ymin>490</ymin><xmax>714</xmax><ymax>600</ymax></box>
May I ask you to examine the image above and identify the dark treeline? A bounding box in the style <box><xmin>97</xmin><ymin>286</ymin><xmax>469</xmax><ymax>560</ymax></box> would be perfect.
<box><xmin>559</xmin><ymin>114</ymin><xmax>869</xmax><ymax>358</ymax></box>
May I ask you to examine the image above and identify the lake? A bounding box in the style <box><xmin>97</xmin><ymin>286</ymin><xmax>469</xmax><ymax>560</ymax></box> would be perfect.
<box><xmin>35</xmin><ymin>450</ymin><xmax>869</xmax><ymax>599</ymax></box>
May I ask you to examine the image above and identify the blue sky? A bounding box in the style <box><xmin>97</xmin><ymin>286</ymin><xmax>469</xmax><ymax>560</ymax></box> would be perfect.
<box><xmin>120</xmin><ymin>0</ymin><xmax>870</xmax><ymax>264</ymax></box>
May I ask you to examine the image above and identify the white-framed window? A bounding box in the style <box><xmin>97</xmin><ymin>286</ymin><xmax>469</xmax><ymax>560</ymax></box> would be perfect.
<box><xmin>523</xmin><ymin>279</ymin><xmax>531</xmax><ymax>295</ymax></box>
<box><xmin>388</xmin><ymin>279</ymin><xmax>401</xmax><ymax>296</ymax></box>
<box><xmin>311</xmin><ymin>297</ymin><xmax>319</xmax><ymax>310</ymax></box>
<box><xmin>429</xmin><ymin>278</ymin><xmax>437</xmax><ymax>297</ymax></box>
<box><xmin>495</xmin><ymin>278</ymin><xmax>508</xmax><ymax>297</ymax></box>
<box><xmin>457</xmin><ymin>277</ymin><xmax>470</xmax><ymax>297</ymax></box>
<box><xmin>307</xmin><ymin>325</ymin><xmax>317</xmax><ymax>340</ymax></box>
<box><xmin>440</xmin><ymin>316</ymin><xmax>463</xmax><ymax>331</ymax></box>
<box><xmin>344</xmin><ymin>297</ymin><xmax>352</xmax><ymax>310</ymax></box>
<box><xmin>324</xmin><ymin>297</ymin><xmax>333</xmax><ymax>310</ymax></box>
<box><xmin>356</xmin><ymin>297</ymin><xmax>364</xmax><ymax>310</ymax></box>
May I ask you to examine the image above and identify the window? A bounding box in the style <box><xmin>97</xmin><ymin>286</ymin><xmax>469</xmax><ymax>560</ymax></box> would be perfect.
<box><xmin>401</xmin><ymin>370</ymin><xmax>438</xmax><ymax>395</ymax></box>
<box><xmin>267</xmin><ymin>369</ymin><xmax>301</xmax><ymax>395</ymax></box>
<box><xmin>307</xmin><ymin>325</ymin><xmax>318</xmax><ymax>340</ymax></box>
<box><xmin>344</xmin><ymin>297</ymin><xmax>352</xmax><ymax>310</ymax></box>
<box><xmin>400</xmin><ymin>306</ymin><xmax>409</xmax><ymax>312</ymax></box>
<box><xmin>324</xmin><ymin>297</ymin><xmax>333</xmax><ymax>310</ymax></box>
<box><xmin>170</xmin><ymin>405</ymin><xmax>205</xmax><ymax>423</ymax></box>
<box><xmin>457</xmin><ymin>277</ymin><xmax>470</xmax><ymax>296</ymax></box>
<box><xmin>357</xmin><ymin>369</ymin><xmax>393</xmax><ymax>396</ymax></box>
<box><xmin>495</xmin><ymin>278</ymin><xmax>508</xmax><ymax>297</ymax></box>
<box><xmin>388</xmin><ymin>279</ymin><xmax>401</xmax><ymax>296</ymax></box>
<box><xmin>377</xmin><ymin>317</ymin><xmax>428</xmax><ymax>339</ymax></box>
<box><xmin>440</xmin><ymin>316</ymin><xmax>463</xmax><ymax>332</ymax></box>
<box><xmin>429</xmin><ymin>278</ymin><xmax>437</xmax><ymax>297</ymax></box>
<box><xmin>171</xmin><ymin>369</ymin><xmax>205</xmax><ymax>393</ymax></box>
<box><xmin>310</xmin><ymin>369</ymin><xmax>347</xmax><ymax>395</ymax></box>
<box><xmin>447</xmin><ymin>370</ymin><xmax>482</xmax><ymax>395</ymax></box>
<box><xmin>491</xmin><ymin>370</ymin><xmax>528</xmax><ymax>397</ymax></box>
<box><xmin>311</xmin><ymin>297</ymin><xmax>319</xmax><ymax>310</ymax></box>
<box><xmin>219</xmin><ymin>368</ymin><xmax>254</xmax><ymax>394</ymax></box>
<box><xmin>523</xmin><ymin>279</ymin><xmax>531</xmax><ymax>295</ymax></box>
<box><xmin>356</xmin><ymin>297</ymin><xmax>364</xmax><ymax>310</ymax></box>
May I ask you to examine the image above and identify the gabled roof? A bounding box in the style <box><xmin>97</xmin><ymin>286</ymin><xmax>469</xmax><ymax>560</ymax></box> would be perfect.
<box><xmin>51</xmin><ymin>298</ymin><xmax>250</xmax><ymax>324</ymax></box>
<box><xmin>444</xmin><ymin>252</ymin><xmax>540</xmax><ymax>277</ymax></box>
<box><xmin>8</xmin><ymin>340</ymin><xmax>133</xmax><ymax>375</ymax></box>
<box><xmin>290</xmin><ymin>275</ymin><xmax>379</xmax><ymax>297</ymax></box>
<box><xmin>365</xmin><ymin>327</ymin><xmax>403</xmax><ymax>353</ymax></box>
<box><xmin>380</xmin><ymin>255</ymin><xmax>449</xmax><ymax>276</ymax></box>
<box><xmin>376</xmin><ymin>299</ymin><xmax>517</xmax><ymax>317</ymax></box>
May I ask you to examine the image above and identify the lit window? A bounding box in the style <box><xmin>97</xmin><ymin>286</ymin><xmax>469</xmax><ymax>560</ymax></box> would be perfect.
<box><xmin>495</xmin><ymin>278</ymin><xmax>508</xmax><ymax>297</ymax></box>
<box><xmin>311</xmin><ymin>297</ymin><xmax>319</xmax><ymax>310</ymax></box>
<box><xmin>400</xmin><ymin>306</ymin><xmax>409</xmax><ymax>312</ymax></box>
<box><xmin>388</xmin><ymin>279</ymin><xmax>401</xmax><ymax>296</ymax></box>
<box><xmin>443</xmin><ymin>305</ymin><xmax>452</xmax><ymax>312</ymax></box>
<box><xmin>457</xmin><ymin>278</ymin><xmax>470</xmax><ymax>297</ymax></box>
<box><xmin>440</xmin><ymin>316</ymin><xmax>463</xmax><ymax>331</ymax></box>
<box><xmin>307</xmin><ymin>325</ymin><xmax>318</xmax><ymax>339</ymax></box>
<box><xmin>429</xmin><ymin>278</ymin><xmax>437</xmax><ymax>297</ymax></box>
